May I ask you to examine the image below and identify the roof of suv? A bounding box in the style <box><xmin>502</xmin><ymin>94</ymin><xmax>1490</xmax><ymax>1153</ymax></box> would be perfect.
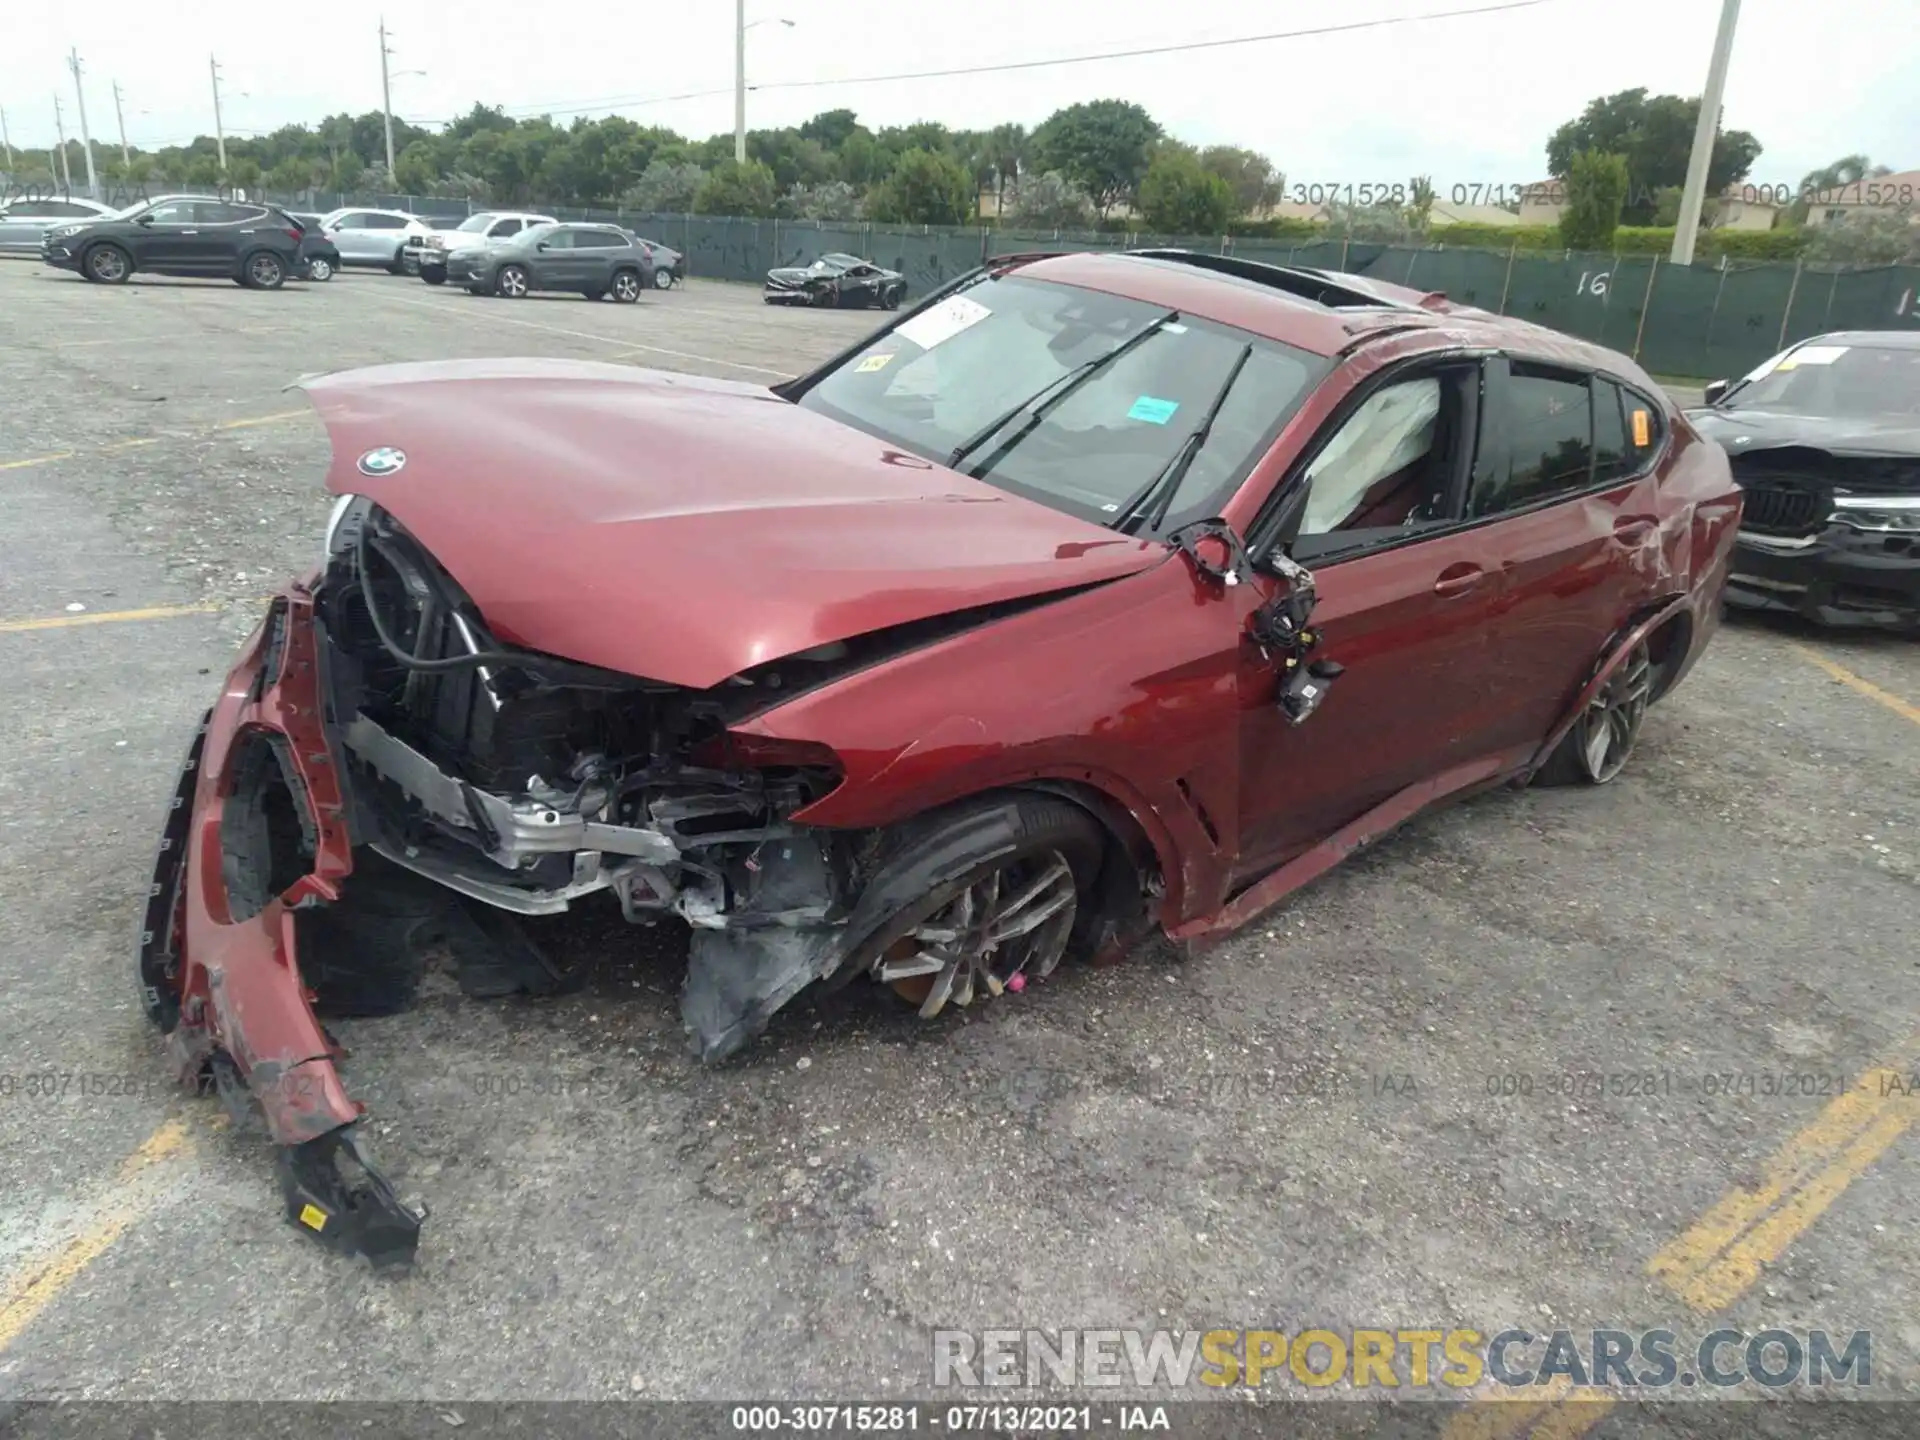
<box><xmin>1794</xmin><ymin>329</ymin><xmax>1920</xmax><ymax>350</ymax></box>
<box><xmin>1005</xmin><ymin>250</ymin><xmax>1659</xmax><ymax>391</ymax></box>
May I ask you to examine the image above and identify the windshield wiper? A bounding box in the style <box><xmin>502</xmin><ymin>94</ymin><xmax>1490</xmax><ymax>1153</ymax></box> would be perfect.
<box><xmin>947</xmin><ymin>309</ymin><xmax>1181</xmax><ymax>475</ymax></box>
<box><xmin>1109</xmin><ymin>342</ymin><xmax>1255</xmax><ymax>535</ymax></box>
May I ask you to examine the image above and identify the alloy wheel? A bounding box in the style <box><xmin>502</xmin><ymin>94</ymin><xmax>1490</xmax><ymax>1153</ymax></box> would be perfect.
<box><xmin>876</xmin><ymin>851</ymin><xmax>1079</xmax><ymax>1018</ymax></box>
<box><xmin>497</xmin><ymin>265</ymin><xmax>528</xmax><ymax>298</ymax></box>
<box><xmin>1572</xmin><ymin>641</ymin><xmax>1653</xmax><ymax>783</ymax></box>
<box><xmin>248</xmin><ymin>253</ymin><xmax>284</xmax><ymax>288</ymax></box>
<box><xmin>307</xmin><ymin>257</ymin><xmax>333</xmax><ymax>282</ymax></box>
<box><xmin>612</xmin><ymin>271</ymin><xmax>641</xmax><ymax>302</ymax></box>
<box><xmin>88</xmin><ymin>245</ymin><xmax>128</xmax><ymax>282</ymax></box>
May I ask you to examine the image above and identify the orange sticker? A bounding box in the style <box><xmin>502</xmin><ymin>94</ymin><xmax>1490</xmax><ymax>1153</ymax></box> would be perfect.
<box><xmin>1631</xmin><ymin>409</ymin><xmax>1650</xmax><ymax>447</ymax></box>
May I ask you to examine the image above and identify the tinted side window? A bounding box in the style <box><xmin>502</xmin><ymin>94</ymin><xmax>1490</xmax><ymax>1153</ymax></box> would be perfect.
<box><xmin>490</xmin><ymin>219</ymin><xmax>523</xmax><ymax>237</ymax></box>
<box><xmin>364</xmin><ymin>214</ymin><xmax>406</xmax><ymax>229</ymax></box>
<box><xmin>143</xmin><ymin>201</ymin><xmax>197</xmax><ymax>224</ymax></box>
<box><xmin>1471</xmin><ymin>368</ymin><xmax>1594</xmax><ymax>517</ymax></box>
<box><xmin>576</xmin><ymin>229</ymin><xmax>627</xmax><ymax>248</ymax></box>
<box><xmin>197</xmin><ymin>202</ymin><xmax>263</xmax><ymax>224</ymax></box>
<box><xmin>1591</xmin><ymin>379</ymin><xmax>1630</xmax><ymax>483</ymax></box>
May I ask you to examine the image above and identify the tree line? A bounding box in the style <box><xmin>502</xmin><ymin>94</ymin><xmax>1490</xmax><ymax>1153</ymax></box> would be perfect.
<box><xmin>7</xmin><ymin>87</ymin><xmax>1912</xmax><ymax>261</ymax></box>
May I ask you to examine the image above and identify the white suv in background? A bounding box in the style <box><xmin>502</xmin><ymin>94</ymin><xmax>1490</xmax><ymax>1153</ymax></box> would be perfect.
<box><xmin>417</xmin><ymin>211</ymin><xmax>558</xmax><ymax>285</ymax></box>
<box><xmin>316</xmin><ymin>208</ymin><xmax>436</xmax><ymax>274</ymax></box>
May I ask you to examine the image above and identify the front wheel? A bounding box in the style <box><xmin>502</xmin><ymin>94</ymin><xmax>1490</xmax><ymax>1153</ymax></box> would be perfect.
<box><xmin>85</xmin><ymin>241</ymin><xmax>132</xmax><ymax>284</ymax></box>
<box><xmin>610</xmin><ymin>268</ymin><xmax>642</xmax><ymax>303</ymax></box>
<box><xmin>495</xmin><ymin>264</ymin><xmax>529</xmax><ymax>299</ymax></box>
<box><xmin>242</xmin><ymin>251</ymin><xmax>287</xmax><ymax>290</ymax></box>
<box><xmin>421</xmin><ymin>266</ymin><xmax>447</xmax><ymax>286</ymax></box>
<box><xmin>838</xmin><ymin>797</ymin><xmax>1106</xmax><ymax>1019</ymax></box>
<box><xmin>1537</xmin><ymin>639</ymin><xmax>1655</xmax><ymax>786</ymax></box>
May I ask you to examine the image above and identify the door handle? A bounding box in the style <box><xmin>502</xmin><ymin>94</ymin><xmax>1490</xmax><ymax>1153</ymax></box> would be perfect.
<box><xmin>1432</xmin><ymin>562</ymin><xmax>1485</xmax><ymax>598</ymax></box>
<box><xmin>1612</xmin><ymin>516</ymin><xmax>1658</xmax><ymax>545</ymax></box>
<box><xmin>179</xmin><ymin>229</ymin><xmax>198</xmax><ymax>235</ymax></box>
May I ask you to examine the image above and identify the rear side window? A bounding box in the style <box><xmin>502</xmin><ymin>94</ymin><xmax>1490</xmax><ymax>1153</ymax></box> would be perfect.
<box><xmin>490</xmin><ymin>219</ymin><xmax>523</xmax><ymax>237</ymax></box>
<box><xmin>1470</xmin><ymin>367</ymin><xmax>1594</xmax><ymax>517</ymax></box>
<box><xmin>197</xmin><ymin>202</ymin><xmax>265</xmax><ymax>224</ymax></box>
<box><xmin>1591</xmin><ymin>379</ymin><xmax>1630</xmax><ymax>483</ymax></box>
<box><xmin>362</xmin><ymin>213</ymin><xmax>406</xmax><ymax>229</ymax></box>
<box><xmin>1621</xmin><ymin>387</ymin><xmax>1664</xmax><ymax>468</ymax></box>
<box><xmin>576</xmin><ymin>228</ymin><xmax>627</xmax><ymax>248</ymax></box>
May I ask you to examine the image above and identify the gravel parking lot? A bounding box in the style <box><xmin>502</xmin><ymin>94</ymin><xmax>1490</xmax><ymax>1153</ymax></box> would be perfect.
<box><xmin>1</xmin><ymin>258</ymin><xmax>1916</xmax><ymax>1430</ymax></box>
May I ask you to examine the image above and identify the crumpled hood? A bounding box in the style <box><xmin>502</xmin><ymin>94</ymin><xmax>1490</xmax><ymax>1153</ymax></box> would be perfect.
<box><xmin>1687</xmin><ymin>406</ymin><xmax>1920</xmax><ymax>462</ymax></box>
<box><xmin>296</xmin><ymin>358</ymin><xmax>1162</xmax><ymax>690</ymax></box>
<box><xmin>767</xmin><ymin>267</ymin><xmax>829</xmax><ymax>285</ymax></box>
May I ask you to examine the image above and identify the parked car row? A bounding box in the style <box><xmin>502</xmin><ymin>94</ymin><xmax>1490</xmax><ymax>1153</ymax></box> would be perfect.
<box><xmin>7</xmin><ymin>193</ymin><xmax>686</xmax><ymax>298</ymax></box>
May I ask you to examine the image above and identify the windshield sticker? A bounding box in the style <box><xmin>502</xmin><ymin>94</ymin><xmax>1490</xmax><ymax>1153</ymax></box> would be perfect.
<box><xmin>895</xmin><ymin>294</ymin><xmax>992</xmax><ymax>351</ymax></box>
<box><xmin>1127</xmin><ymin>396</ymin><xmax>1181</xmax><ymax>425</ymax></box>
<box><xmin>1778</xmin><ymin>344</ymin><xmax>1847</xmax><ymax>369</ymax></box>
<box><xmin>854</xmin><ymin>352</ymin><xmax>896</xmax><ymax>373</ymax></box>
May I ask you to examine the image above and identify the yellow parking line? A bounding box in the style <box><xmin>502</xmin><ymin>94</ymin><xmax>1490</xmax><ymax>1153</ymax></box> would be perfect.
<box><xmin>0</xmin><ymin>452</ymin><xmax>76</xmax><ymax>471</ymax></box>
<box><xmin>1649</xmin><ymin>1058</ymin><xmax>1917</xmax><ymax>1311</ymax></box>
<box><xmin>213</xmin><ymin>408</ymin><xmax>310</xmax><ymax>431</ymax></box>
<box><xmin>0</xmin><ymin>409</ymin><xmax>309</xmax><ymax>472</ymax></box>
<box><xmin>1790</xmin><ymin>644</ymin><xmax>1920</xmax><ymax>727</ymax></box>
<box><xmin>0</xmin><ymin>1119</ymin><xmax>193</xmax><ymax>1351</ymax></box>
<box><xmin>0</xmin><ymin>602</ymin><xmax>223</xmax><ymax>634</ymax></box>
<box><xmin>1441</xmin><ymin>1377</ymin><xmax>1613</xmax><ymax>1440</ymax></box>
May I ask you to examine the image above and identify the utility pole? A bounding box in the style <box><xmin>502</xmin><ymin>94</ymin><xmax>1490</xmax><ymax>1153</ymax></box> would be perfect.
<box><xmin>379</xmin><ymin>19</ymin><xmax>397</xmax><ymax>181</ymax></box>
<box><xmin>112</xmin><ymin>81</ymin><xmax>131</xmax><ymax>170</ymax></box>
<box><xmin>53</xmin><ymin>94</ymin><xmax>72</xmax><ymax>190</ymax></box>
<box><xmin>1</xmin><ymin>106</ymin><xmax>14</xmax><ymax>170</ymax></box>
<box><xmin>733</xmin><ymin>0</ymin><xmax>747</xmax><ymax>163</ymax></box>
<box><xmin>209</xmin><ymin>54</ymin><xmax>228</xmax><ymax>175</ymax></box>
<box><xmin>1670</xmin><ymin>0</ymin><xmax>1741</xmax><ymax>267</ymax></box>
<box><xmin>67</xmin><ymin>48</ymin><xmax>101</xmax><ymax>199</ymax></box>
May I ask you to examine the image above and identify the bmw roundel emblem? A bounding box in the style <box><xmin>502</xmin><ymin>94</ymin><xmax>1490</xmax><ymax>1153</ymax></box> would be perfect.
<box><xmin>357</xmin><ymin>446</ymin><xmax>407</xmax><ymax>477</ymax></box>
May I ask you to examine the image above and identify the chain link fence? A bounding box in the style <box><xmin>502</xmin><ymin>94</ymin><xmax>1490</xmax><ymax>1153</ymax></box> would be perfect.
<box><xmin>12</xmin><ymin>176</ymin><xmax>1919</xmax><ymax>381</ymax></box>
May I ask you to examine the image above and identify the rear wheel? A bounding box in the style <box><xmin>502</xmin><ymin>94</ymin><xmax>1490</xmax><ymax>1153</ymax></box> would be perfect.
<box><xmin>495</xmin><ymin>264</ymin><xmax>529</xmax><ymax>298</ymax></box>
<box><xmin>305</xmin><ymin>256</ymin><xmax>334</xmax><ymax>282</ymax></box>
<box><xmin>610</xmin><ymin>268</ymin><xmax>642</xmax><ymax>303</ymax></box>
<box><xmin>242</xmin><ymin>251</ymin><xmax>287</xmax><ymax>290</ymax></box>
<box><xmin>653</xmin><ymin>267</ymin><xmax>674</xmax><ymax>289</ymax></box>
<box><xmin>84</xmin><ymin>241</ymin><xmax>132</xmax><ymax>284</ymax></box>
<box><xmin>1537</xmin><ymin>639</ymin><xmax>1655</xmax><ymax>786</ymax></box>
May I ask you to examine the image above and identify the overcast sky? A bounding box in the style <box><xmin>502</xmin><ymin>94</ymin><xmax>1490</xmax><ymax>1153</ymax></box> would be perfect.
<box><xmin>4</xmin><ymin>0</ymin><xmax>1912</xmax><ymax>188</ymax></box>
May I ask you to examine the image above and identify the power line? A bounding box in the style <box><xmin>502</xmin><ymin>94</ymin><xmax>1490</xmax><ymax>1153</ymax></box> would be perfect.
<box><xmin>455</xmin><ymin>0</ymin><xmax>1560</xmax><ymax>123</ymax></box>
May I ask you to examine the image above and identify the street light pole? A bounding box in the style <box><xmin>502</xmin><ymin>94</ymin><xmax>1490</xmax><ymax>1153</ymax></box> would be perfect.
<box><xmin>1670</xmin><ymin>0</ymin><xmax>1741</xmax><ymax>267</ymax></box>
<box><xmin>1</xmin><ymin>106</ymin><xmax>14</xmax><ymax>170</ymax></box>
<box><xmin>380</xmin><ymin>19</ymin><xmax>398</xmax><ymax>181</ymax></box>
<box><xmin>210</xmin><ymin>55</ymin><xmax>228</xmax><ymax>174</ymax></box>
<box><xmin>112</xmin><ymin>82</ymin><xmax>131</xmax><ymax>170</ymax></box>
<box><xmin>734</xmin><ymin>0</ymin><xmax>747</xmax><ymax>164</ymax></box>
<box><xmin>67</xmin><ymin>48</ymin><xmax>101</xmax><ymax>199</ymax></box>
<box><xmin>53</xmin><ymin>94</ymin><xmax>72</xmax><ymax>190</ymax></box>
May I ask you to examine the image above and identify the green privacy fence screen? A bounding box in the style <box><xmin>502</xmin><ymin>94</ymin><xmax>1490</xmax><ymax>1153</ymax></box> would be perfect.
<box><xmin>280</xmin><ymin>193</ymin><xmax>1920</xmax><ymax>382</ymax></box>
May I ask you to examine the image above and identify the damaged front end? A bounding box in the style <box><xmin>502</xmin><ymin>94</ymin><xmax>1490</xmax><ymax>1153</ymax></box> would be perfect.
<box><xmin>142</xmin><ymin>501</ymin><xmax>902</xmax><ymax>1264</ymax></box>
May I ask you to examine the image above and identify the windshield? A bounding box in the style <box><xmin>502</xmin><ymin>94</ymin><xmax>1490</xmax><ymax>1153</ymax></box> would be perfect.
<box><xmin>455</xmin><ymin>214</ymin><xmax>497</xmax><ymax>233</ymax></box>
<box><xmin>794</xmin><ymin>274</ymin><xmax>1327</xmax><ymax>531</ymax></box>
<box><xmin>1723</xmin><ymin>342</ymin><xmax>1920</xmax><ymax>419</ymax></box>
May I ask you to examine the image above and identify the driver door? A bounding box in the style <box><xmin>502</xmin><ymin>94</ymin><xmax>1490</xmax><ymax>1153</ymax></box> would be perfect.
<box><xmin>1231</xmin><ymin>359</ymin><xmax>1516</xmax><ymax>881</ymax></box>
<box><xmin>129</xmin><ymin>199</ymin><xmax>203</xmax><ymax>270</ymax></box>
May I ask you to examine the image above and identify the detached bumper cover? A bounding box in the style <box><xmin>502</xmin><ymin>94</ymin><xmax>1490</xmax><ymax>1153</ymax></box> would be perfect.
<box><xmin>150</xmin><ymin>584</ymin><xmax>424</xmax><ymax>1266</ymax></box>
<box><xmin>1727</xmin><ymin>525</ymin><xmax>1920</xmax><ymax>629</ymax></box>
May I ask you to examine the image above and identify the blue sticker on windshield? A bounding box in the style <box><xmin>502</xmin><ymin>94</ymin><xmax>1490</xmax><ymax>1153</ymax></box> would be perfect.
<box><xmin>1128</xmin><ymin>395</ymin><xmax>1180</xmax><ymax>424</ymax></box>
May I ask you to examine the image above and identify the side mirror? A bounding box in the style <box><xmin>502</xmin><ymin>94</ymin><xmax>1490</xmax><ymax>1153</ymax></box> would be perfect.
<box><xmin>536</xmin><ymin>241</ymin><xmax>550</xmax><ymax>251</ymax></box>
<box><xmin>1703</xmin><ymin>379</ymin><xmax>1730</xmax><ymax>406</ymax></box>
<box><xmin>135</xmin><ymin>215</ymin><xmax>154</xmax><ymax>226</ymax></box>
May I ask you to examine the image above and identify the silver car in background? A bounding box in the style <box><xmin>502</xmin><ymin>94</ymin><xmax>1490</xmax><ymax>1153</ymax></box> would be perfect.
<box><xmin>417</xmin><ymin>211</ymin><xmax>558</xmax><ymax>285</ymax></box>
<box><xmin>316</xmin><ymin>207</ymin><xmax>435</xmax><ymax>274</ymax></box>
<box><xmin>0</xmin><ymin>195</ymin><xmax>121</xmax><ymax>255</ymax></box>
<box><xmin>621</xmin><ymin>232</ymin><xmax>683</xmax><ymax>288</ymax></box>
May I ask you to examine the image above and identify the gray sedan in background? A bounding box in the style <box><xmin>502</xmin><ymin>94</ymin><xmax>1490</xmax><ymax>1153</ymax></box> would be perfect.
<box><xmin>624</xmin><ymin>232</ymin><xmax>682</xmax><ymax>288</ymax></box>
<box><xmin>454</xmin><ymin>222</ymin><xmax>655</xmax><ymax>300</ymax></box>
<box><xmin>0</xmin><ymin>195</ymin><xmax>121</xmax><ymax>255</ymax></box>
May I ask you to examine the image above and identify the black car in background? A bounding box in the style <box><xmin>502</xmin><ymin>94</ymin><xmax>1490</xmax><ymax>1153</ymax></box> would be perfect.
<box><xmin>287</xmin><ymin>212</ymin><xmax>341</xmax><ymax>282</ymax></box>
<box><xmin>455</xmin><ymin>222</ymin><xmax>655</xmax><ymax>301</ymax></box>
<box><xmin>1688</xmin><ymin>330</ymin><xmax>1920</xmax><ymax>632</ymax></box>
<box><xmin>763</xmin><ymin>252</ymin><xmax>905</xmax><ymax>308</ymax></box>
<box><xmin>42</xmin><ymin>195</ymin><xmax>306</xmax><ymax>290</ymax></box>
